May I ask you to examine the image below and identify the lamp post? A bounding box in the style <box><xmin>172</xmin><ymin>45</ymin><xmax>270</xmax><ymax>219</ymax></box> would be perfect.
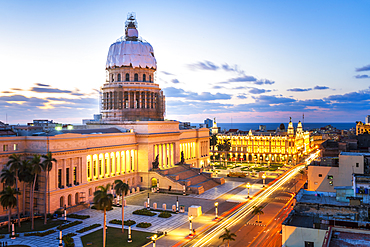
<box><xmin>147</xmin><ymin>193</ymin><xmax>150</xmax><ymax>210</ymax></box>
<box><xmin>157</xmin><ymin>181</ymin><xmax>159</xmax><ymax>193</ymax></box>
<box><xmin>214</xmin><ymin>202</ymin><xmax>218</xmax><ymax>219</ymax></box>
<box><xmin>246</xmin><ymin>182</ymin><xmax>251</xmax><ymax>198</ymax></box>
<box><xmin>11</xmin><ymin>219</ymin><xmax>15</xmax><ymax>239</ymax></box>
<box><xmin>189</xmin><ymin>216</ymin><xmax>193</xmax><ymax>235</ymax></box>
<box><xmin>151</xmin><ymin>234</ymin><xmax>157</xmax><ymax>247</ymax></box>
<box><xmin>176</xmin><ymin>196</ymin><xmax>179</xmax><ymax>213</ymax></box>
<box><xmin>262</xmin><ymin>173</ymin><xmax>266</xmax><ymax>187</ymax></box>
<box><xmin>183</xmin><ymin>185</ymin><xmax>186</xmax><ymax>196</ymax></box>
<box><xmin>59</xmin><ymin>226</ymin><xmax>63</xmax><ymax>246</ymax></box>
<box><xmin>128</xmin><ymin>225</ymin><xmax>132</xmax><ymax>242</ymax></box>
<box><xmin>64</xmin><ymin>205</ymin><xmax>67</xmax><ymax>221</ymax></box>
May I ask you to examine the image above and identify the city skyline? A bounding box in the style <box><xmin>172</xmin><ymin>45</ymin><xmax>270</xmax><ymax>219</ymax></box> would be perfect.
<box><xmin>0</xmin><ymin>0</ymin><xmax>369</xmax><ymax>124</ymax></box>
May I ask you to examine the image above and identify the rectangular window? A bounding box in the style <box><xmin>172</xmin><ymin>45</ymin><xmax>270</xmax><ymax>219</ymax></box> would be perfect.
<box><xmin>13</xmin><ymin>144</ymin><xmax>18</xmax><ymax>151</ymax></box>
<box><xmin>356</xmin><ymin>163</ymin><xmax>359</xmax><ymax>167</ymax></box>
<box><xmin>87</xmin><ymin>161</ymin><xmax>91</xmax><ymax>178</ymax></box>
<box><xmin>319</xmin><ymin>174</ymin><xmax>322</xmax><ymax>177</ymax></box>
<box><xmin>66</xmin><ymin>168</ymin><xmax>70</xmax><ymax>186</ymax></box>
<box><xmin>93</xmin><ymin>160</ymin><xmax>97</xmax><ymax>177</ymax></box>
<box><xmin>58</xmin><ymin>169</ymin><xmax>62</xmax><ymax>188</ymax></box>
<box><xmin>73</xmin><ymin>167</ymin><xmax>77</xmax><ymax>184</ymax></box>
<box><xmin>305</xmin><ymin>241</ymin><xmax>314</xmax><ymax>247</ymax></box>
<box><xmin>141</xmin><ymin>177</ymin><xmax>143</xmax><ymax>182</ymax></box>
<box><xmin>3</xmin><ymin>145</ymin><xmax>8</xmax><ymax>152</ymax></box>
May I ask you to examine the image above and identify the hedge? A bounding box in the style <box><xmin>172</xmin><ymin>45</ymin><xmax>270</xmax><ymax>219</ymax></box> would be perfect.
<box><xmin>136</xmin><ymin>222</ymin><xmax>152</xmax><ymax>228</ymax></box>
<box><xmin>109</xmin><ymin>219</ymin><xmax>136</xmax><ymax>226</ymax></box>
<box><xmin>133</xmin><ymin>209</ymin><xmax>156</xmax><ymax>216</ymax></box>
<box><xmin>57</xmin><ymin>221</ymin><xmax>83</xmax><ymax>230</ymax></box>
<box><xmin>24</xmin><ymin>229</ymin><xmax>56</xmax><ymax>237</ymax></box>
<box><xmin>158</xmin><ymin>212</ymin><xmax>172</xmax><ymax>218</ymax></box>
<box><xmin>67</xmin><ymin>214</ymin><xmax>90</xmax><ymax>220</ymax></box>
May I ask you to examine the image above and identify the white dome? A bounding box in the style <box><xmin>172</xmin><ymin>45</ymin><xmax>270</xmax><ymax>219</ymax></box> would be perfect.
<box><xmin>106</xmin><ymin>41</ymin><xmax>157</xmax><ymax>69</ymax></box>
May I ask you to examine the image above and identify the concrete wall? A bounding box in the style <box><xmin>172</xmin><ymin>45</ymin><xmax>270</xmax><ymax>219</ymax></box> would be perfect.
<box><xmin>282</xmin><ymin>225</ymin><xmax>327</xmax><ymax>247</ymax></box>
<box><xmin>307</xmin><ymin>166</ymin><xmax>338</xmax><ymax>192</ymax></box>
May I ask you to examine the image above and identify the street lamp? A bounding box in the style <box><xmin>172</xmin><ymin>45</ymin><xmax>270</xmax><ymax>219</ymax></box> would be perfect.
<box><xmin>246</xmin><ymin>182</ymin><xmax>251</xmax><ymax>198</ymax></box>
<box><xmin>11</xmin><ymin>219</ymin><xmax>15</xmax><ymax>239</ymax></box>
<box><xmin>214</xmin><ymin>202</ymin><xmax>218</xmax><ymax>219</ymax></box>
<box><xmin>262</xmin><ymin>173</ymin><xmax>266</xmax><ymax>187</ymax></box>
<box><xmin>189</xmin><ymin>216</ymin><xmax>193</xmax><ymax>235</ymax></box>
<box><xmin>151</xmin><ymin>234</ymin><xmax>157</xmax><ymax>247</ymax></box>
<box><xmin>176</xmin><ymin>196</ymin><xmax>179</xmax><ymax>213</ymax></box>
<box><xmin>59</xmin><ymin>226</ymin><xmax>63</xmax><ymax>246</ymax></box>
<box><xmin>183</xmin><ymin>185</ymin><xmax>186</xmax><ymax>196</ymax></box>
<box><xmin>128</xmin><ymin>224</ymin><xmax>132</xmax><ymax>242</ymax></box>
<box><xmin>147</xmin><ymin>193</ymin><xmax>150</xmax><ymax>210</ymax></box>
<box><xmin>64</xmin><ymin>204</ymin><xmax>67</xmax><ymax>221</ymax></box>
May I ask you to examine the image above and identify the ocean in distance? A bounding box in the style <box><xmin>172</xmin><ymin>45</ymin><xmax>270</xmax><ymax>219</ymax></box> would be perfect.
<box><xmin>193</xmin><ymin>123</ymin><xmax>355</xmax><ymax>131</ymax></box>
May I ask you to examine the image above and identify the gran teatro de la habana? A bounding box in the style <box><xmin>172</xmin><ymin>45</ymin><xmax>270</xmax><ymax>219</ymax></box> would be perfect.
<box><xmin>0</xmin><ymin>15</ymin><xmax>212</xmax><ymax>217</ymax></box>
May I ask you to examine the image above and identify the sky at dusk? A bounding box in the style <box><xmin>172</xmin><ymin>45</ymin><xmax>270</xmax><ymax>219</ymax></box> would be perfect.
<box><xmin>0</xmin><ymin>0</ymin><xmax>369</xmax><ymax>124</ymax></box>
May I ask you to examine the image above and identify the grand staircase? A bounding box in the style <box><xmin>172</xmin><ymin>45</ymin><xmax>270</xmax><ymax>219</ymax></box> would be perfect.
<box><xmin>157</xmin><ymin>164</ymin><xmax>224</xmax><ymax>194</ymax></box>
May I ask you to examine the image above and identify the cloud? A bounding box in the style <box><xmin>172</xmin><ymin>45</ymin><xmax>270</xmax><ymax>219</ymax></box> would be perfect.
<box><xmin>212</xmin><ymin>85</ymin><xmax>224</xmax><ymax>89</ymax></box>
<box><xmin>161</xmin><ymin>71</ymin><xmax>174</xmax><ymax>75</ymax></box>
<box><xmin>314</xmin><ymin>85</ymin><xmax>329</xmax><ymax>90</ymax></box>
<box><xmin>325</xmin><ymin>89</ymin><xmax>370</xmax><ymax>103</ymax></box>
<box><xmin>356</xmin><ymin>64</ymin><xmax>370</xmax><ymax>72</ymax></box>
<box><xmin>237</xmin><ymin>95</ymin><xmax>247</xmax><ymax>99</ymax></box>
<box><xmin>188</xmin><ymin>61</ymin><xmax>219</xmax><ymax>71</ymax></box>
<box><xmin>1</xmin><ymin>91</ymin><xmax>12</xmax><ymax>94</ymax></box>
<box><xmin>163</xmin><ymin>87</ymin><xmax>231</xmax><ymax>100</ymax></box>
<box><xmin>254</xmin><ymin>95</ymin><xmax>296</xmax><ymax>104</ymax></box>
<box><xmin>254</xmin><ymin>79</ymin><xmax>275</xmax><ymax>85</ymax></box>
<box><xmin>30</xmin><ymin>87</ymin><xmax>73</xmax><ymax>94</ymax></box>
<box><xmin>36</xmin><ymin>83</ymin><xmax>51</xmax><ymax>87</ymax></box>
<box><xmin>228</xmin><ymin>75</ymin><xmax>257</xmax><ymax>82</ymax></box>
<box><xmin>10</xmin><ymin>88</ymin><xmax>23</xmax><ymax>91</ymax></box>
<box><xmin>355</xmin><ymin>74</ymin><xmax>370</xmax><ymax>79</ymax></box>
<box><xmin>171</xmin><ymin>79</ymin><xmax>180</xmax><ymax>84</ymax></box>
<box><xmin>249</xmin><ymin>88</ymin><xmax>272</xmax><ymax>94</ymax></box>
<box><xmin>287</xmin><ymin>88</ymin><xmax>312</xmax><ymax>92</ymax></box>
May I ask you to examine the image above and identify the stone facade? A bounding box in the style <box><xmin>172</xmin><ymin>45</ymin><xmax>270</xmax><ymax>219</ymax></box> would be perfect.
<box><xmin>0</xmin><ymin>122</ymin><xmax>210</xmax><ymax>217</ymax></box>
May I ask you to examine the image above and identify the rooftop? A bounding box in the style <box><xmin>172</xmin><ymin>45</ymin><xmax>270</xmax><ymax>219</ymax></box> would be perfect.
<box><xmin>340</xmin><ymin>152</ymin><xmax>370</xmax><ymax>156</ymax></box>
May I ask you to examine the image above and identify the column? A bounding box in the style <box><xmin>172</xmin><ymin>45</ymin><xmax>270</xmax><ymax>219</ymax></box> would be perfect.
<box><xmin>126</xmin><ymin>150</ymin><xmax>130</xmax><ymax>173</ymax></box>
<box><xmin>162</xmin><ymin>144</ymin><xmax>166</xmax><ymax>168</ymax></box>
<box><xmin>116</xmin><ymin>152</ymin><xmax>120</xmax><ymax>176</ymax></box>
<box><xmin>128</xmin><ymin>91</ymin><xmax>131</xmax><ymax>108</ymax></box>
<box><xmin>62</xmin><ymin>159</ymin><xmax>66</xmax><ymax>187</ymax></box>
<box><xmin>133</xmin><ymin>91</ymin><xmax>137</xmax><ymax>108</ymax></box>
<box><xmin>121</xmin><ymin>151</ymin><xmax>125</xmax><ymax>174</ymax></box>
<box><xmin>171</xmin><ymin>143</ymin><xmax>174</xmax><ymax>166</ymax></box>
<box><xmin>69</xmin><ymin>158</ymin><xmax>73</xmax><ymax>186</ymax></box>
<box><xmin>158</xmin><ymin>144</ymin><xmax>162</xmax><ymax>168</ymax></box>
<box><xmin>139</xmin><ymin>91</ymin><xmax>142</xmax><ymax>108</ymax></box>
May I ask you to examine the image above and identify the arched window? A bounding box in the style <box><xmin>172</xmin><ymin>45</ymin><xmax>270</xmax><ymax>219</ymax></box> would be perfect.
<box><xmin>143</xmin><ymin>74</ymin><xmax>146</xmax><ymax>82</ymax></box>
<box><xmin>68</xmin><ymin>194</ymin><xmax>72</xmax><ymax>206</ymax></box>
<box><xmin>60</xmin><ymin>196</ymin><xmax>64</xmax><ymax>208</ymax></box>
<box><xmin>117</xmin><ymin>74</ymin><xmax>121</xmax><ymax>82</ymax></box>
<box><xmin>134</xmin><ymin>73</ymin><xmax>138</xmax><ymax>81</ymax></box>
<box><xmin>149</xmin><ymin>75</ymin><xmax>152</xmax><ymax>82</ymax></box>
<box><xmin>75</xmin><ymin>193</ymin><xmax>79</xmax><ymax>205</ymax></box>
<box><xmin>111</xmin><ymin>74</ymin><xmax>114</xmax><ymax>82</ymax></box>
<box><xmin>125</xmin><ymin>73</ymin><xmax>129</xmax><ymax>81</ymax></box>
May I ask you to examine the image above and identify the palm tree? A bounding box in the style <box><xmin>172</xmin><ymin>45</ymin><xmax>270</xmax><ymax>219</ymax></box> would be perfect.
<box><xmin>114</xmin><ymin>180</ymin><xmax>129</xmax><ymax>233</ymax></box>
<box><xmin>210</xmin><ymin>134</ymin><xmax>218</xmax><ymax>165</ymax></box>
<box><xmin>18</xmin><ymin>160</ymin><xmax>33</xmax><ymax>217</ymax></box>
<box><xmin>6</xmin><ymin>154</ymin><xmax>22</xmax><ymax>227</ymax></box>
<box><xmin>0</xmin><ymin>186</ymin><xmax>20</xmax><ymax>233</ymax></box>
<box><xmin>0</xmin><ymin>168</ymin><xmax>16</xmax><ymax>187</ymax></box>
<box><xmin>252</xmin><ymin>205</ymin><xmax>264</xmax><ymax>223</ymax></box>
<box><xmin>41</xmin><ymin>152</ymin><xmax>56</xmax><ymax>224</ymax></box>
<box><xmin>219</xmin><ymin>228</ymin><xmax>236</xmax><ymax>247</ymax></box>
<box><xmin>299</xmin><ymin>169</ymin><xmax>305</xmax><ymax>179</ymax></box>
<box><xmin>94</xmin><ymin>184</ymin><xmax>113</xmax><ymax>247</ymax></box>
<box><xmin>30</xmin><ymin>154</ymin><xmax>43</xmax><ymax>230</ymax></box>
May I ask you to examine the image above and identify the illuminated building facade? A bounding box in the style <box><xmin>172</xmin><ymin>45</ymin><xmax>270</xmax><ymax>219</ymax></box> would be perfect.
<box><xmin>211</xmin><ymin>120</ymin><xmax>311</xmax><ymax>163</ymax></box>
<box><xmin>0</xmin><ymin>14</ymin><xmax>210</xmax><ymax>217</ymax></box>
<box><xmin>356</xmin><ymin>121</ymin><xmax>370</xmax><ymax>135</ymax></box>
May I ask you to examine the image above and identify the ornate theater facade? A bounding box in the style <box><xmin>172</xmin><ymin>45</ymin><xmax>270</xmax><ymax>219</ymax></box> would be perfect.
<box><xmin>0</xmin><ymin>14</ymin><xmax>210</xmax><ymax>217</ymax></box>
<box><xmin>211</xmin><ymin>120</ymin><xmax>312</xmax><ymax>164</ymax></box>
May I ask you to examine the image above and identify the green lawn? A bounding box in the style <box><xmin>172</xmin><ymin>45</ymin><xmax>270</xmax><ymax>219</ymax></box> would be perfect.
<box><xmin>81</xmin><ymin>227</ymin><xmax>155</xmax><ymax>247</ymax></box>
<box><xmin>0</xmin><ymin>218</ymin><xmax>66</xmax><ymax>234</ymax></box>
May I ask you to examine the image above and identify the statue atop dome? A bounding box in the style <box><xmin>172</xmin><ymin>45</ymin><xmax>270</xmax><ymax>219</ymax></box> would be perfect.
<box><xmin>125</xmin><ymin>13</ymin><xmax>139</xmax><ymax>41</ymax></box>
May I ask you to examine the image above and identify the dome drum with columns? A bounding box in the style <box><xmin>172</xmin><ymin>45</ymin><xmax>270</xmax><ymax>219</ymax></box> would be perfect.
<box><xmin>101</xmin><ymin>13</ymin><xmax>165</xmax><ymax>121</ymax></box>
